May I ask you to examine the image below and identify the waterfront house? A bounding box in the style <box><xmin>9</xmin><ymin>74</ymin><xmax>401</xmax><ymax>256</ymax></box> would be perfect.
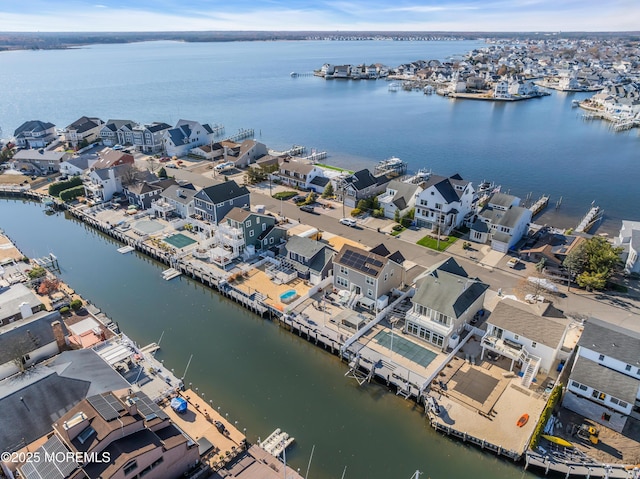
<box><xmin>414</xmin><ymin>174</ymin><xmax>475</xmax><ymax>235</ymax></box>
<box><xmin>151</xmin><ymin>184</ymin><xmax>197</xmax><ymax>220</ymax></box>
<box><xmin>563</xmin><ymin>318</ymin><xmax>640</xmax><ymax>432</ymax></box>
<box><xmin>99</xmin><ymin>119</ymin><xmax>135</xmax><ymax>147</ymax></box>
<box><xmin>12</xmin><ymin>389</ymin><xmax>199</xmax><ymax>479</ymax></box>
<box><xmin>220</xmin><ymin>207</ymin><xmax>285</xmax><ymax>257</ymax></box>
<box><xmin>84</xmin><ymin>164</ymin><xmax>130</xmax><ymax>203</ymax></box>
<box><xmin>227</xmin><ymin>139</ymin><xmax>268</xmax><ymax>168</ymax></box>
<box><xmin>0</xmin><ymin>283</ymin><xmax>44</xmax><ymax>326</ymax></box>
<box><xmin>340</xmin><ymin>169</ymin><xmax>394</xmax><ymax>209</ymax></box>
<box><xmin>123</xmin><ymin>181</ymin><xmax>164</xmax><ymax>210</ymax></box>
<box><xmin>91</xmin><ymin>149</ymin><xmax>135</xmax><ymax>170</ymax></box>
<box><xmin>0</xmin><ymin>348</ymin><xmax>130</xmax><ymax>454</ymax></box>
<box><xmin>614</xmin><ymin>220</ymin><xmax>640</xmax><ymax>274</ymax></box>
<box><xmin>481</xmin><ymin>298</ymin><xmax>570</xmax><ymax>387</ymax></box>
<box><xmin>190</xmin><ymin>144</ymin><xmax>217</xmax><ymax>160</ymax></box>
<box><xmin>470</xmin><ymin>192</ymin><xmax>532</xmax><ymax>253</ymax></box>
<box><xmin>332</xmin><ymin>243</ymin><xmax>404</xmax><ymax>310</ymax></box>
<box><xmin>377</xmin><ymin>179</ymin><xmax>423</xmax><ymax>220</ymax></box>
<box><xmin>193</xmin><ymin>180</ymin><xmax>250</xmax><ymax>225</ymax></box>
<box><xmin>128</xmin><ymin>122</ymin><xmax>172</xmax><ymax>153</ymax></box>
<box><xmin>13</xmin><ymin>120</ymin><xmax>57</xmax><ymax>149</ymax></box>
<box><xmin>405</xmin><ymin>257</ymin><xmax>488</xmax><ymax>351</ymax></box>
<box><xmin>63</xmin><ymin>116</ymin><xmax>104</xmax><ymax>148</ymax></box>
<box><xmin>163</xmin><ymin>119</ymin><xmax>216</xmax><ymax>157</ymax></box>
<box><xmin>275</xmin><ymin>159</ymin><xmax>323</xmax><ymax>190</ymax></box>
<box><xmin>0</xmin><ymin>310</ymin><xmax>67</xmax><ymax>381</ymax></box>
<box><xmin>12</xmin><ymin>148</ymin><xmax>71</xmax><ymax>175</ymax></box>
<box><xmin>520</xmin><ymin>229</ymin><xmax>586</xmax><ymax>277</ymax></box>
<box><xmin>282</xmin><ymin>236</ymin><xmax>336</xmax><ymax>285</ymax></box>
<box><xmin>494</xmin><ymin>80</ymin><xmax>510</xmax><ymax>99</ymax></box>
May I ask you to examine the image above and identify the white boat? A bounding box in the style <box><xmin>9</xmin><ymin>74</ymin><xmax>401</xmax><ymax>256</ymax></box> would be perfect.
<box><xmin>259</xmin><ymin>428</ymin><xmax>295</xmax><ymax>457</ymax></box>
<box><xmin>117</xmin><ymin>245</ymin><xmax>135</xmax><ymax>254</ymax></box>
<box><xmin>571</xmin><ymin>99</ymin><xmax>580</xmax><ymax>107</ymax></box>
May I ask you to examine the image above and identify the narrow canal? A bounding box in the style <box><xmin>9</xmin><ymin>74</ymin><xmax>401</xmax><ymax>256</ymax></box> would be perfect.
<box><xmin>0</xmin><ymin>199</ymin><xmax>539</xmax><ymax>479</ymax></box>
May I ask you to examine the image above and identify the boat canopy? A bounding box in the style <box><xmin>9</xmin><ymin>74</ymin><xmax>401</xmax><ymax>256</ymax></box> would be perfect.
<box><xmin>170</xmin><ymin>397</ymin><xmax>188</xmax><ymax>413</ymax></box>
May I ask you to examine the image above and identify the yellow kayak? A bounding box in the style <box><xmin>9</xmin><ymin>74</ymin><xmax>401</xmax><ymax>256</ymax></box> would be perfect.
<box><xmin>542</xmin><ymin>435</ymin><xmax>573</xmax><ymax>448</ymax></box>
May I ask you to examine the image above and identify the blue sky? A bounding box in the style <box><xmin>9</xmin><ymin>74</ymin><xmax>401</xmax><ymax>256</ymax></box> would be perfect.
<box><xmin>1</xmin><ymin>0</ymin><xmax>638</xmax><ymax>32</ymax></box>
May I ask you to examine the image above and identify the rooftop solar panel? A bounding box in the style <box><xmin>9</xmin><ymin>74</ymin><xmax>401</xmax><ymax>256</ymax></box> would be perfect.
<box><xmin>88</xmin><ymin>394</ymin><xmax>121</xmax><ymax>421</ymax></box>
<box><xmin>20</xmin><ymin>435</ymin><xmax>78</xmax><ymax>479</ymax></box>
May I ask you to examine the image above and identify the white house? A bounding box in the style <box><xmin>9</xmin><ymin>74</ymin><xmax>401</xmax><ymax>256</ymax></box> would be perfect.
<box><xmin>494</xmin><ymin>80</ymin><xmax>510</xmax><ymax>99</ymax></box>
<box><xmin>151</xmin><ymin>184</ymin><xmax>197</xmax><ymax>220</ymax></box>
<box><xmin>614</xmin><ymin>220</ymin><xmax>640</xmax><ymax>274</ymax></box>
<box><xmin>83</xmin><ymin>164</ymin><xmax>130</xmax><ymax>202</ymax></box>
<box><xmin>481</xmin><ymin>298</ymin><xmax>570</xmax><ymax>387</ymax></box>
<box><xmin>563</xmin><ymin>318</ymin><xmax>640</xmax><ymax>432</ymax></box>
<box><xmin>470</xmin><ymin>192</ymin><xmax>532</xmax><ymax>253</ymax></box>
<box><xmin>377</xmin><ymin>180</ymin><xmax>423</xmax><ymax>219</ymax></box>
<box><xmin>405</xmin><ymin>258</ymin><xmax>488</xmax><ymax>351</ymax></box>
<box><xmin>414</xmin><ymin>174</ymin><xmax>475</xmax><ymax>235</ymax></box>
<box><xmin>275</xmin><ymin>159</ymin><xmax>323</xmax><ymax>190</ymax></box>
<box><xmin>163</xmin><ymin>119</ymin><xmax>216</xmax><ymax>157</ymax></box>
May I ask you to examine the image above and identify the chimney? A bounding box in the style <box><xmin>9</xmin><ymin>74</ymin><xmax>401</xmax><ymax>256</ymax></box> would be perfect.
<box><xmin>19</xmin><ymin>301</ymin><xmax>33</xmax><ymax>319</ymax></box>
<box><xmin>51</xmin><ymin>320</ymin><xmax>66</xmax><ymax>352</ymax></box>
<box><xmin>124</xmin><ymin>395</ymin><xmax>138</xmax><ymax>416</ymax></box>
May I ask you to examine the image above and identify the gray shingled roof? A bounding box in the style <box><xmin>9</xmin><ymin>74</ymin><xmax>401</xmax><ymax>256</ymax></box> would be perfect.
<box><xmin>67</xmin><ymin>116</ymin><xmax>102</xmax><ymax>133</ymax></box>
<box><xmin>488</xmin><ymin>192</ymin><xmax>517</xmax><ymax>209</ymax></box>
<box><xmin>196</xmin><ymin>180</ymin><xmax>249</xmax><ymax>205</ymax></box>
<box><xmin>488</xmin><ymin>299</ymin><xmax>568</xmax><ymax>348</ymax></box>
<box><xmin>345</xmin><ymin>169</ymin><xmax>377</xmax><ymax>190</ymax></box>
<box><xmin>413</xmin><ymin>268</ymin><xmax>487</xmax><ymax>319</ymax></box>
<box><xmin>571</xmin><ymin>356</ymin><xmax>640</xmax><ymax>404</ymax></box>
<box><xmin>578</xmin><ymin>317</ymin><xmax>640</xmax><ymax>365</ymax></box>
<box><xmin>13</xmin><ymin>149</ymin><xmax>67</xmax><ymax>162</ymax></box>
<box><xmin>285</xmin><ymin>236</ymin><xmax>325</xmax><ymax>259</ymax></box>
<box><xmin>421</xmin><ymin>174</ymin><xmax>469</xmax><ymax>203</ymax></box>
<box><xmin>14</xmin><ymin>120</ymin><xmax>55</xmax><ymax>136</ymax></box>
<box><xmin>0</xmin><ymin>284</ymin><xmax>42</xmax><ymax>321</ymax></box>
<box><xmin>0</xmin><ymin>310</ymin><xmax>66</xmax><ymax>365</ymax></box>
<box><xmin>161</xmin><ymin>184</ymin><xmax>197</xmax><ymax>204</ymax></box>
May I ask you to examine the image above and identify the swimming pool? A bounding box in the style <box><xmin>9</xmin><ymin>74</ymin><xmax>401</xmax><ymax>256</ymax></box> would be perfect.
<box><xmin>280</xmin><ymin>290</ymin><xmax>298</xmax><ymax>304</ymax></box>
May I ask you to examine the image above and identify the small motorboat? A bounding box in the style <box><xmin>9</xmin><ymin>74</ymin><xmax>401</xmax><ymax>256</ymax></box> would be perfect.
<box><xmin>517</xmin><ymin>413</ymin><xmax>529</xmax><ymax>427</ymax></box>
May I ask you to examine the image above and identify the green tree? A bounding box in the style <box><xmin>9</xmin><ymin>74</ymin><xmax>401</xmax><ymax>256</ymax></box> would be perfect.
<box><xmin>321</xmin><ymin>182</ymin><xmax>334</xmax><ymax>198</ymax></box>
<box><xmin>27</xmin><ymin>266</ymin><xmax>47</xmax><ymax>279</ymax></box>
<box><xmin>158</xmin><ymin>167</ymin><xmax>167</xmax><ymax>178</ymax></box>
<box><xmin>563</xmin><ymin>237</ymin><xmax>622</xmax><ymax>291</ymax></box>
<box><xmin>577</xmin><ymin>271</ymin><xmax>608</xmax><ymax>291</ymax></box>
<box><xmin>70</xmin><ymin>299</ymin><xmax>83</xmax><ymax>311</ymax></box>
<box><xmin>305</xmin><ymin>191</ymin><xmax>317</xmax><ymax>205</ymax></box>
<box><xmin>357</xmin><ymin>199</ymin><xmax>369</xmax><ymax>211</ymax></box>
<box><xmin>394</xmin><ymin>208</ymin><xmax>401</xmax><ymax>225</ymax></box>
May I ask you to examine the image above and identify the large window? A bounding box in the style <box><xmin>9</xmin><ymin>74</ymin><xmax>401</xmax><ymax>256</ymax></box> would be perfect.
<box><xmin>339</xmin><ymin>266</ymin><xmax>348</xmax><ymax>275</ymax></box>
<box><xmin>336</xmin><ymin>276</ymin><xmax>349</xmax><ymax>288</ymax></box>
<box><xmin>124</xmin><ymin>460</ymin><xmax>138</xmax><ymax>476</ymax></box>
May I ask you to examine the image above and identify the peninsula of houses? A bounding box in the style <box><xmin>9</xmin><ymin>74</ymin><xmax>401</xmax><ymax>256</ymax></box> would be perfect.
<box><xmin>1</xmin><ymin>107</ymin><xmax>640</xmax><ymax>479</ymax></box>
<box><xmin>313</xmin><ymin>36</ymin><xmax>640</xmax><ymax>124</ymax></box>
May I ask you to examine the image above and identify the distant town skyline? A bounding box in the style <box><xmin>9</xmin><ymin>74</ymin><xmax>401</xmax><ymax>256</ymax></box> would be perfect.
<box><xmin>1</xmin><ymin>0</ymin><xmax>639</xmax><ymax>33</ymax></box>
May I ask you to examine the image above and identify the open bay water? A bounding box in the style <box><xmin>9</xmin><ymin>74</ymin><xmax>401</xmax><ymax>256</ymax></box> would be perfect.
<box><xmin>0</xmin><ymin>200</ymin><xmax>537</xmax><ymax>478</ymax></box>
<box><xmin>1</xmin><ymin>39</ymin><xmax>638</xmax><ymax>232</ymax></box>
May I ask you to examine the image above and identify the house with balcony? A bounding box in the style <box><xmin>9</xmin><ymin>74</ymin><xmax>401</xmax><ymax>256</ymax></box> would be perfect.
<box><xmin>405</xmin><ymin>257</ymin><xmax>487</xmax><ymax>350</ymax></box>
<box><xmin>193</xmin><ymin>180</ymin><xmax>250</xmax><ymax>225</ymax></box>
<box><xmin>13</xmin><ymin>120</ymin><xmax>57</xmax><ymax>148</ymax></box>
<box><xmin>275</xmin><ymin>159</ymin><xmax>323</xmax><ymax>190</ymax></box>
<box><xmin>377</xmin><ymin>179</ymin><xmax>423</xmax><ymax>219</ymax></box>
<box><xmin>12</xmin><ymin>149</ymin><xmax>70</xmax><ymax>175</ymax></box>
<box><xmin>340</xmin><ymin>169</ymin><xmax>394</xmax><ymax>209</ymax></box>
<box><xmin>414</xmin><ymin>174</ymin><xmax>475</xmax><ymax>235</ymax></box>
<box><xmin>151</xmin><ymin>184</ymin><xmax>197</xmax><ymax>220</ymax></box>
<box><xmin>63</xmin><ymin>116</ymin><xmax>104</xmax><ymax>148</ymax></box>
<box><xmin>332</xmin><ymin>243</ymin><xmax>404</xmax><ymax>310</ymax></box>
<box><xmin>282</xmin><ymin>236</ymin><xmax>336</xmax><ymax>285</ymax></box>
<box><xmin>129</xmin><ymin>122</ymin><xmax>172</xmax><ymax>153</ymax></box>
<box><xmin>470</xmin><ymin>192</ymin><xmax>532</xmax><ymax>253</ymax></box>
<box><xmin>123</xmin><ymin>181</ymin><xmax>164</xmax><ymax>210</ymax></box>
<box><xmin>99</xmin><ymin>119</ymin><xmax>135</xmax><ymax>147</ymax></box>
<box><xmin>13</xmin><ymin>389</ymin><xmax>198</xmax><ymax>479</ymax></box>
<box><xmin>563</xmin><ymin>318</ymin><xmax>640</xmax><ymax>432</ymax></box>
<box><xmin>481</xmin><ymin>298</ymin><xmax>570</xmax><ymax>387</ymax></box>
<box><xmin>84</xmin><ymin>164</ymin><xmax>130</xmax><ymax>202</ymax></box>
<box><xmin>228</xmin><ymin>139</ymin><xmax>268</xmax><ymax>168</ymax></box>
<box><xmin>221</xmin><ymin>207</ymin><xmax>285</xmax><ymax>257</ymax></box>
<box><xmin>613</xmin><ymin>220</ymin><xmax>640</xmax><ymax>274</ymax></box>
<box><xmin>163</xmin><ymin>119</ymin><xmax>216</xmax><ymax>157</ymax></box>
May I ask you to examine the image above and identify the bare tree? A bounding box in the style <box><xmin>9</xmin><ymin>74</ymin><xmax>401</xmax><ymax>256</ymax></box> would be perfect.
<box><xmin>8</xmin><ymin>334</ymin><xmax>40</xmax><ymax>373</ymax></box>
<box><xmin>120</xmin><ymin>164</ymin><xmax>143</xmax><ymax>187</ymax></box>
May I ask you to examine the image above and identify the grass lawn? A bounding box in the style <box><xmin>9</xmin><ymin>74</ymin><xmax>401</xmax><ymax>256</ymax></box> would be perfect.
<box><xmin>390</xmin><ymin>226</ymin><xmax>406</xmax><ymax>236</ymax></box>
<box><xmin>316</xmin><ymin>163</ymin><xmax>354</xmax><ymax>174</ymax></box>
<box><xmin>417</xmin><ymin>234</ymin><xmax>459</xmax><ymax>251</ymax></box>
<box><xmin>272</xmin><ymin>191</ymin><xmax>298</xmax><ymax>200</ymax></box>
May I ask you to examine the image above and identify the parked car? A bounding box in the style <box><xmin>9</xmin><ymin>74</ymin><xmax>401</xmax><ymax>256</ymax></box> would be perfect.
<box><xmin>339</xmin><ymin>217</ymin><xmax>357</xmax><ymax>227</ymax></box>
<box><xmin>507</xmin><ymin>257</ymin><xmax>520</xmax><ymax>268</ymax></box>
<box><xmin>159</xmin><ymin>156</ymin><xmax>171</xmax><ymax>162</ymax></box>
<box><xmin>299</xmin><ymin>205</ymin><xmax>315</xmax><ymax>214</ymax></box>
<box><xmin>166</xmin><ymin>163</ymin><xmax>178</xmax><ymax>169</ymax></box>
<box><xmin>291</xmin><ymin>195</ymin><xmax>306</xmax><ymax>204</ymax></box>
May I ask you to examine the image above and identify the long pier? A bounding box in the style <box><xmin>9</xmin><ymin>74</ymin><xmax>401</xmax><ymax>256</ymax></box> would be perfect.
<box><xmin>224</xmin><ymin>128</ymin><xmax>254</xmax><ymax>142</ymax></box>
<box><xmin>575</xmin><ymin>205</ymin><xmax>603</xmax><ymax>233</ymax></box>
<box><xmin>529</xmin><ymin>195</ymin><xmax>549</xmax><ymax>217</ymax></box>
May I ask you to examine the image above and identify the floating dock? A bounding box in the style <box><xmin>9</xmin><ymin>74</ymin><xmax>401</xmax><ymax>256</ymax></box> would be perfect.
<box><xmin>117</xmin><ymin>245</ymin><xmax>135</xmax><ymax>254</ymax></box>
<box><xmin>140</xmin><ymin>342</ymin><xmax>160</xmax><ymax>354</ymax></box>
<box><xmin>259</xmin><ymin>428</ymin><xmax>295</xmax><ymax>458</ymax></box>
<box><xmin>529</xmin><ymin>195</ymin><xmax>549</xmax><ymax>217</ymax></box>
<box><xmin>162</xmin><ymin>268</ymin><xmax>182</xmax><ymax>281</ymax></box>
<box><xmin>575</xmin><ymin>205</ymin><xmax>603</xmax><ymax>233</ymax></box>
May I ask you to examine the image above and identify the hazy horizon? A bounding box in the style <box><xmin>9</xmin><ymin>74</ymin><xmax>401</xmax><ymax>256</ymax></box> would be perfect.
<box><xmin>1</xmin><ymin>0</ymin><xmax>639</xmax><ymax>33</ymax></box>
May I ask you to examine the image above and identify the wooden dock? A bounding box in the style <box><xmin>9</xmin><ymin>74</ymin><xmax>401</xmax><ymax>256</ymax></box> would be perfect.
<box><xmin>117</xmin><ymin>245</ymin><xmax>135</xmax><ymax>254</ymax></box>
<box><xmin>529</xmin><ymin>196</ymin><xmax>549</xmax><ymax>217</ymax></box>
<box><xmin>162</xmin><ymin>268</ymin><xmax>182</xmax><ymax>280</ymax></box>
<box><xmin>140</xmin><ymin>342</ymin><xmax>160</xmax><ymax>354</ymax></box>
<box><xmin>576</xmin><ymin>205</ymin><xmax>603</xmax><ymax>233</ymax></box>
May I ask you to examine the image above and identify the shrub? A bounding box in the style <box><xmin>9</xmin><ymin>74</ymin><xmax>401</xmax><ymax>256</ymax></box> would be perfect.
<box><xmin>529</xmin><ymin>385</ymin><xmax>562</xmax><ymax>449</ymax></box>
<box><xmin>372</xmin><ymin>209</ymin><xmax>385</xmax><ymax>218</ymax></box>
<box><xmin>70</xmin><ymin>299</ymin><xmax>83</xmax><ymax>311</ymax></box>
<box><xmin>462</xmin><ymin>241</ymin><xmax>471</xmax><ymax>250</ymax></box>
<box><xmin>350</xmin><ymin>208</ymin><xmax>362</xmax><ymax>217</ymax></box>
<box><xmin>60</xmin><ymin>186</ymin><xmax>86</xmax><ymax>202</ymax></box>
<box><xmin>392</xmin><ymin>224</ymin><xmax>404</xmax><ymax>232</ymax></box>
<box><xmin>272</xmin><ymin>191</ymin><xmax>298</xmax><ymax>200</ymax></box>
<box><xmin>28</xmin><ymin>266</ymin><xmax>47</xmax><ymax>279</ymax></box>
<box><xmin>59</xmin><ymin>306</ymin><xmax>70</xmax><ymax>315</ymax></box>
<box><xmin>48</xmin><ymin>176</ymin><xmax>82</xmax><ymax>197</ymax></box>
